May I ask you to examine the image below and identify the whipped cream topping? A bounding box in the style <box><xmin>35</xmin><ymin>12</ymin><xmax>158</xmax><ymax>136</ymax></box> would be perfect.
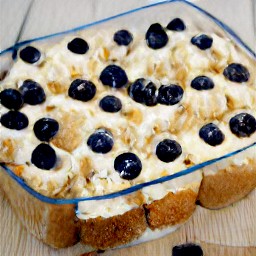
<box><xmin>0</xmin><ymin>21</ymin><xmax>255</xmax><ymax>219</ymax></box>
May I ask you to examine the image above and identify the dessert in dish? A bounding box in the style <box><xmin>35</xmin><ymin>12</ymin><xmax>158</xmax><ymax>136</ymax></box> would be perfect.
<box><xmin>0</xmin><ymin>1</ymin><xmax>255</xmax><ymax>251</ymax></box>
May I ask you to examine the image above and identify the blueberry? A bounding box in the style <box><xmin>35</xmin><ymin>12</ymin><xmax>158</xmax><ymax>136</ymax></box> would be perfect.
<box><xmin>67</xmin><ymin>37</ymin><xmax>89</xmax><ymax>54</ymax></box>
<box><xmin>144</xmin><ymin>82</ymin><xmax>157</xmax><ymax>106</ymax></box>
<box><xmin>0</xmin><ymin>110</ymin><xmax>28</xmax><ymax>130</ymax></box>
<box><xmin>31</xmin><ymin>143</ymin><xmax>56</xmax><ymax>170</ymax></box>
<box><xmin>87</xmin><ymin>129</ymin><xmax>114</xmax><ymax>154</ymax></box>
<box><xmin>229</xmin><ymin>113</ymin><xmax>256</xmax><ymax>138</ymax></box>
<box><xmin>157</xmin><ymin>84</ymin><xmax>183</xmax><ymax>105</ymax></box>
<box><xmin>128</xmin><ymin>79</ymin><xmax>157</xmax><ymax>106</ymax></box>
<box><xmin>19</xmin><ymin>46</ymin><xmax>41</xmax><ymax>64</ymax></box>
<box><xmin>146</xmin><ymin>23</ymin><xmax>169</xmax><ymax>49</ymax></box>
<box><xmin>99</xmin><ymin>95</ymin><xmax>122</xmax><ymax>113</ymax></box>
<box><xmin>199</xmin><ymin>123</ymin><xmax>225</xmax><ymax>146</ymax></box>
<box><xmin>100</xmin><ymin>65</ymin><xmax>128</xmax><ymax>88</ymax></box>
<box><xmin>114</xmin><ymin>152</ymin><xmax>142</xmax><ymax>180</ymax></box>
<box><xmin>172</xmin><ymin>243</ymin><xmax>203</xmax><ymax>256</ymax></box>
<box><xmin>223</xmin><ymin>63</ymin><xmax>250</xmax><ymax>83</ymax></box>
<box><xmin>68</xmin><ymin>79</ymin><xmax>96</xmax><ymax>102</ymax></box>
<box><xmin>191</xmin><ymin>76</ymin><xmax>214</xmax><ymax>90</ymax></box>
<box><xmin>0</xmin><ymin>88</ymin><xmax>24</xmax><ymax>110</ymax></box>
<box><xmin>113</xmin><ymin>30</ymin><xmax>133</xmax><ymax>46</ymax></box>
<box><xmin>166</xmin><ymin>18</ymin><xmax>186</xmax><ymax>31</ymax></box>
<box><xmin>19</xmin><ymin>80</ymin><xmax>46</xmax><ymax>105</ymax></box>
<box><xmin>191</xmin><ymin>34</ymin><xmax>213</xmax><ymax>50</ymax></box>
<box><xmin>33</xmin><ymin>118</ymin><xmax>59</xmax><ymax>142</ymax></box>
<box><xmin>156</xmin><ymin>139</ymin><xmax>182</xmax><ymax>163</ymax></box>
<box><xmin>128</xmin><ymin>79</ymin><xmax>146</xmax><ymax>104</ymax></box>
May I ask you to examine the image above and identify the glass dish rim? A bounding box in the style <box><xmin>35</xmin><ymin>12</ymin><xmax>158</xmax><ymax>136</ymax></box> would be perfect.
<box><xmin>0</xmin><ymin>0</ymin><xmax>255</xmax><ymax>57</ymax></box>
<box><xmin>0</xmin><ymin>0</ymin><xmax>255</xmax><ymax>205</ymax></box>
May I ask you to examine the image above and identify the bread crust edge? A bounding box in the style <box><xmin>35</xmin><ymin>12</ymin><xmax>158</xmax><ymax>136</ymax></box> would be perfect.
<box><xmin>1</xmin><ymin>159</ymin><xmax>256</xmax><ymax>249</ymax></box>
<box><xmin>198</xmin><ymin>159</ymin><xmax>256</xmax><ymax>209</ymax></box>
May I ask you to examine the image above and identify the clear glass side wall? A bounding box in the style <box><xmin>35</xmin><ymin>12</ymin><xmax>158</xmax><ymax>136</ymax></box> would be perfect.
<box><xmin>0</xmin><ymin>0</ymin><xmax>255</xmax><ymax>205</ymax></box>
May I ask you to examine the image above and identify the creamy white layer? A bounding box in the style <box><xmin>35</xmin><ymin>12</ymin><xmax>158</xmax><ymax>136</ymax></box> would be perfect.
<box><xmin>0</xmin><ymin>24</ymin><xmax>255</xmax><ymax>218</ymax></box>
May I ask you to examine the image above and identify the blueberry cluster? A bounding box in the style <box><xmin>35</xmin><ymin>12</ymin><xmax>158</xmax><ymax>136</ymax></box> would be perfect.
<box><xmin>0</xmin><ymin>80</ymin><xmax>60</xmax><ymax>170</ymax></box>
<box><xmin>67</xmin><ymin>75</ymin><xmax>124</xmax><ymax>112</ymax></box>
<box><xmin>85</xmin><ymin>127</ymin><xmax>184</xmax><ymax>179</ymax></box>
<box><xmin>0</xmin><ymin>80</ymin><xmax>46</xmax><ymax>130</ymax></box>
<box><xmin>128</xmin><ymin>79</ymin><xmax>184</xmax><ymax>106</ymax></box>
<box><xmin>29</xmin><ymin>117</ymin><xmax>60</xmax><ymax>170</ymax></box>
<box><xmin>4</xmin><ymin>16</ymin><xmax>253</xmax><ymax>177</ymax></box>
<box><xmin>86</xmin><ymin>128</ymin><xmax>142</xmax><ymax>180</ymax></box>
<box><xmin>144</xmin><ymin>18</ymin><xmax>214</xmax><ymax>52</ymax></box>
<box><xmin>199</xmin><ymin>113</ymin><xmax>256</xmax><ymax>147</ymax></box>
<box><xmin>30</xmin><ymin>116</ymin><xmax>60</xmax><ymax>170</ymax></box>
<box><xmin>19</xmin><ymin>37</ymin><xmax>90</xmax><ymax>65</ymax></box>
<box><xmin>145</xmin><ymin>18</ymin><xmax>187</xmax><ymax>50</ymax></box>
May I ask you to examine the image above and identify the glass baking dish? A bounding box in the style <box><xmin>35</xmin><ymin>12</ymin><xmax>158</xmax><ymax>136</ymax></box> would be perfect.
<box><xmin>0</xmin><ymin>0</ymin><xmax>255</xmax><ymax>252</ymax></box>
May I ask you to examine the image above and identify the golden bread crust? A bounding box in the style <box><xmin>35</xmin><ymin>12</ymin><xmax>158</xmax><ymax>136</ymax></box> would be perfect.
<box><xmin>1</xmin><ymin>161</ymin><xmax>256</xmax><ymax>249</ymax></box>
<box><xmin>0</xmin><ymin>167</ymin><xmax>198</xmax><ymax>249</ymax></box>
<box><xmin>80</xmin><ymin>207</ymin><xmax>147</xmax><ymax>249</ymax></box>
<box><xmin>79</xmin><ymin>188</ymin><xmax>197</xmax><ymax>249</ymax></box>
<box><xmin>0</xmin><ymin>168</ymin><xmax>79</xmax><ymax>248</ymax></box>
<box><xmin>198</xmin><ymin>160</ymin><xmax>256</xmax><ymax>209</ymax></box>
<box><xmin>144</xmin><ymin>189</ymin><xmax>197</xmax><ymax>229</ymax></box>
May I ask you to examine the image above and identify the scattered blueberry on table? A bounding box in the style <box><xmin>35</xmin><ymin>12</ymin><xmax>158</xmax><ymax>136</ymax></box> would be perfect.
<box><xmin>199</xmin><ymin>123</ymin><xmax>225</xmax><ymax>146</ymax></box>
<box><xmin>167</xmin><ymin>18</ymin><xmax>186</xmax><ymax>31</ymax></box>
<box><xmin>87</xmin><ymin>128</ymin><xmax>114</xmax><ymax>154</ymax></box>
<box><xmin>0</xmin><ymin>110</ymin><xmax>29</xmax><ymax>130</ymax></box>
<box><xmin>229</xmin><ymin>113</ymin><xmax>256</xmax><ymax>137</ymax></box>
<box><xmin>223</xmin><ymin>63</ymin><xmax>250</xmax><ymax>83</ymax></box>
<box><xmin>33</xmin><ymin>118</ymin><xmax>59</xmax><ymax>142</ymax></box>
<box><xmin>68</xmin><ymin>79</ymin><xmax>96</xmax><ymax>102</ymax></box>
<box><xmin>156</xmin><ymin>139</ymin><xmax>182</xmax><ymax>163</ymax></box>
<box><xmin>99</xmin><ymin>95</ymin><xmax>122</xmax><ymax>113</ymax></box>
<box><xmin>172</xmin><ymin>243</ymin><xmax>203</xmax><ymax>256</ymax></box>
<box><xmin>146</xmin><ymin>23</ymin><xmax>169</xmax><ymax>49</ymax></box>
<box><xmin>191</xmin><ymin>34</ymin><xmax>213</xmax><ymax>50</ymax></box>
<box><xmin>19</xmin><ymin>46</ymin><xmax>41</xmax><ymax>64</ymax></box>
<box><xmin>67</xmin><ymin>38</ymin><xmax>89</xmax><ymax>54</ymax></box>
<box><xmin>0</xmin><ymin>88</ymin><xmax>24</xmax><ymax>110</ymax></box>
<box><xmin>100</xmin><ymin>65</ymin><xmax>128</xmax><ymax>88</ymax></box>
<box><xmin>114</xmin><ymin>152</ymin><xmax>142</xmax><ymax>180</ymax></box>
<box><xmin>157</xmin><ymin>84</ymin><xmax>184</xmax><ymax>105</ymax></box>
<box><xmin>191</xmin><ymin>76</ymin><xmax>214</xmax><ymax>90</ymax></box>
<box><xmin>19</xmin><ymin>80</ymin><xmax>46</xmax><ymax>105</ymax></box>
<box><xmin>31</xmin><ymin>143</ymin><xmax>57</xmax><ymax>170</ymax></box>
<box><xmin>113</xmin><ymin>30</ymin><xmax>133</xmax><ymax>46</ymax></box>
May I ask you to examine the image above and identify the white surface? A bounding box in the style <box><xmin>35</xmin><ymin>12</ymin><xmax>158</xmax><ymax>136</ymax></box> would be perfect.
<box><xmin>0</xmin><ymin>0</ymin><xmax>32</xmax><ymax>51</ymax></box>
